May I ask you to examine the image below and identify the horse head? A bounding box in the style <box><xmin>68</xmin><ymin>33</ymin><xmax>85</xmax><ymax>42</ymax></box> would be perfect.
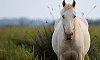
<box><xmin>61</xmin><ymin>0</ymin><xmax>76</xmax><ymax>40</ymax></box>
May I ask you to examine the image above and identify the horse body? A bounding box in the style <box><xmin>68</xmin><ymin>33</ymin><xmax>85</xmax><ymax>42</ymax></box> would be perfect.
<box><xmin>52</xmin><ymin>0</ymin><xmax>90</xmax><ymax>60</ymax></box>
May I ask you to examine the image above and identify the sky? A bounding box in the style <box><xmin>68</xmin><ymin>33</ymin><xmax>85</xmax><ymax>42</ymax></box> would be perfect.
<box><xmin>0</xmin><ymin>0</ymin><xmax>100</xmax><ymax>20</ymax></box>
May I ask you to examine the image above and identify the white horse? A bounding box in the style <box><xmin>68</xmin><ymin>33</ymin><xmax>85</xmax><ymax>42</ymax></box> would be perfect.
<box><xmin>52</xmin><ymin>0</ymin><xmax>90</xmax><ymax>60</ymax></box>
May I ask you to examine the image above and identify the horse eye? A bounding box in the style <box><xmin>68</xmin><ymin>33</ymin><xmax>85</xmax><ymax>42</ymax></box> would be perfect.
<box><xmin>74</xmin><ymin>15</ymin><xmax>76</xmax><ymax>18</ymax></box>
<box><xmin>62</xmin><ymin>15</ymin><xmax>64</xmax><ymax>18</ymax></box>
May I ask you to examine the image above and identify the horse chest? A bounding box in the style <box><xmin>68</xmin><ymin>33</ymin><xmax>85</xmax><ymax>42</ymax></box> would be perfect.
<box><xmin>59</xmin><ymin>40</ymin><xmax>80</xmax><ymax>59</ymax></box>
<box><xmin>60</xmin><ymin>40</ymin><xmax>79</xmax><ymax>51</ymax></box>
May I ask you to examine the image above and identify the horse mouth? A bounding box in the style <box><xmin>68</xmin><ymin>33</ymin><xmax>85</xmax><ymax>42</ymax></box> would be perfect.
<box><xmin>67</xmin><ymin>38</ymin><xmax>71</xmax><ymax>40</ymax></box>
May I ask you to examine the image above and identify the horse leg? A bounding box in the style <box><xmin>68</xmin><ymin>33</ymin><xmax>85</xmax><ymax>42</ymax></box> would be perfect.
<box><xmin>57</xmin><ymin>54</ymin><xmax>60</xmax><ymax>60</ymax></box>
<box><xmin>82</xmin><ymin>56</ymin><xmax>84</xmax><ymax>60</ymax></box>
<box><xmin>77</xmin><ymin>55</ymin><xmax>83</xmax><ymax>60</ymax></box>
<box><xmin>59</xmin><ymin>55</ymin><xmax>65</xmax><ymax>60</ymax></box>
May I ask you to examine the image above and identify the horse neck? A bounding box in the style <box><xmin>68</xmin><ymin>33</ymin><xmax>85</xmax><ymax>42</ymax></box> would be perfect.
<box><xmin>74</xmin><ymin>19</ymin><xmax>81</xmax><ymax>38</ymax></box>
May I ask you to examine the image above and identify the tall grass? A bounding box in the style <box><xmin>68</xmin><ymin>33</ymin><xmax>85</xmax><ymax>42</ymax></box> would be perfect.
<box><xmin>0</xmin><ymin>25</ymin><xmax>100</xmax><ymax>60</ymax></box>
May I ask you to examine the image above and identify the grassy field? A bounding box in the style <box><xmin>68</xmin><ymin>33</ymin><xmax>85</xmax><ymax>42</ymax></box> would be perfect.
<box><xmin>0</xmin><ymin>25</ymin><xmax>100</xmax><ymax>60</ymax></box>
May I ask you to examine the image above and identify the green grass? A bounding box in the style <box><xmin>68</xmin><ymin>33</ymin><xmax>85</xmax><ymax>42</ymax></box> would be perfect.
<box><xmin>88</xmin><ymin>26</ymin><xmax>100</xmax><ymax>60</ymax></box>
<box><xmin>0</xmin><ymin>25</ymin><xmax>100</xmax><ymax>60</ymax></box>
<box><xmin>0</xmin><ymin>40</ymin><xmax>33</xmax><ymax>60</ymax></box>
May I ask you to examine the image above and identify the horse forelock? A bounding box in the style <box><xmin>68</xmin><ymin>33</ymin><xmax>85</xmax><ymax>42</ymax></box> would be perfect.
<box><xmin>60</xmin><ymin>4</ymin><xmax>75</xmax><ymax>15</ymax></box>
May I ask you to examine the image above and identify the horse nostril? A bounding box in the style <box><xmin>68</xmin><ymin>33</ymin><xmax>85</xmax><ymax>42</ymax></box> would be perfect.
<box><xmin>67</xmin><ymin>38</ymin><xmax>71</xmax><ymax>40</ymax></box>
<box><xmin>65</xmin><ymin>32</ymin><xmax>66</xmax><ymax>35</ymax></box>
<box><xmin>71</xmin><ymin>32</ymin><xmax>73</xmax><ymax>35</ymax></box>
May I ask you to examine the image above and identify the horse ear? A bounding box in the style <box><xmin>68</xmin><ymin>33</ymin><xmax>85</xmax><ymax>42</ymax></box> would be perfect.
<box><xmin>62</xmin><ymin>0</ymin><xmax>66</xmax><ymax>7</ymax></box>
<box><xmin>72</xmin><ymin>0</ymin><xmax>76</xmax><ymax>7</ymax></box>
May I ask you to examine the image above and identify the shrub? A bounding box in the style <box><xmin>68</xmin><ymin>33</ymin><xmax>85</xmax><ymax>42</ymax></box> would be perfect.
<box><xmin>0</xmin><ymin>40</ymin><xmax>33</xmax><ymax>60</ymax></box>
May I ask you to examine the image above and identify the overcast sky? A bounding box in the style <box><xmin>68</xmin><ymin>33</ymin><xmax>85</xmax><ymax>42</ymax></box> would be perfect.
<box><xmin>0</xmin><ymin>0</ymin><xmax>100</xmax><ymax>20</ymax></box>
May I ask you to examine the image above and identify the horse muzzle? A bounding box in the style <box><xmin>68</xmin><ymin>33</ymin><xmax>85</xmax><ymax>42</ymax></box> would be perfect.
<box><xmin>65</xmin><ymin>32</ymin><xmax>73</xmax><ymax>40</ymax></box>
